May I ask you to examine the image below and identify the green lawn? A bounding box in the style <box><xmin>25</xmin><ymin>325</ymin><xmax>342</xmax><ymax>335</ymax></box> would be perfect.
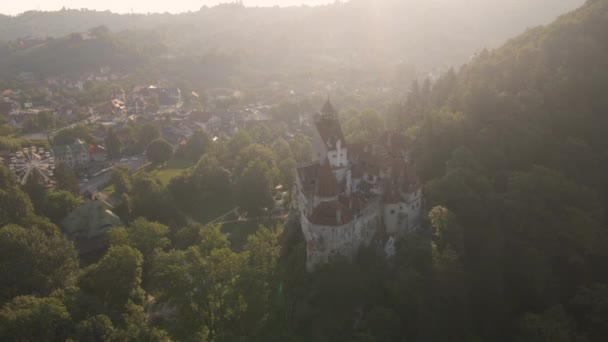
<box><xmin>102</xmin><ymin>184</ymin><xmax>115</xmax><ymax>195</ymax></box>
<box><xmin>148</xmin><ymin>159</ymin><xmax>195</xmax><ymax>185</ymax></box>
<box><xmin>101</xmin><ymin>159</ymin><xmax>194</xmax><ymax>195</ymax></box>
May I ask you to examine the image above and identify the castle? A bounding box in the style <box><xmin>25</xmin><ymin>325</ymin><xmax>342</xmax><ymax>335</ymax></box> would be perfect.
<box><xmin>295</xmin><ymin>99</ymin><xmax>423</xmax><ymax>270</ymax></box>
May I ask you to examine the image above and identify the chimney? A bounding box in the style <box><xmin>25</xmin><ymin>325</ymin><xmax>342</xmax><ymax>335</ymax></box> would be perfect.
<box><xmin>336</xmin><ymin>208</ymin><xmax>342</xmax><ymax>225</ymax></box>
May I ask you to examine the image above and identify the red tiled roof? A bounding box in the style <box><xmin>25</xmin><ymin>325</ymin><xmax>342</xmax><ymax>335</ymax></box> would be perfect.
<box><xmin>89</xmin><ymin>145</ymin><xmax>106</xmax><ymax>154</ymax></box>
<box><xmin>297</xmin><ymin>160</ymin><xmax>341</xmax><ymax>198</ymax></box>
<box><xmin>310</xmin><ymin>200</ymin><xmax>354</xmax><ymax>226</ymax></box>
<box><xmin>317</xmin><ymin>161</ymin><xmax>339</xmax><ymax>198</ymax></box>
<box><xmin>383</xmin><ymin>182</ymin><xmax>402</xmax><ymax>204</ymax></box>
<box><xmin>340</xmin><ymin>195</ymin><xmax>367</xmax><ymax>211</ymax></box>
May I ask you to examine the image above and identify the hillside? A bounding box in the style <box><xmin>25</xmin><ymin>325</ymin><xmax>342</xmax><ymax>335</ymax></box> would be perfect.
<box><xmin>393</xmin><ymin>0</ymin><xmax>608</xmax><ymax>339</ymax></box>
<box><xmin>0</xmin><ymin>0</ymin><xmax>585</xmax><ymax>73</ymax></box>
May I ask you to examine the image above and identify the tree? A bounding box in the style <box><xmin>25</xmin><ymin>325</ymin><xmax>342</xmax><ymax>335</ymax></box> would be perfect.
<box><xmin>0</xmin><ymin>295</ymin><xmax>71</xmax><ymax>341</ymax></box>
<box><xmin>42</xmin><ymin>190</ymin><xmax>82</xmax><ymax>224</ymax></box>
<box><xmin>23</xmin><ymin>170</ymin><xmax>46</xmax><ymax>212</ymax></box>
<box><xmin>37</xmin><ymin>110</ymin><xmax>55</xmax><ymax>130</ymax></box>
<box><xmin>289</xmin><ymin>134</ymin><xmax>312</xmax><ymax>163</ymax></box>
<box><xmin>344</xmin><ymin>109</ymin><xmax>385</xmax><ymax>145</ymax></box>
<box><xmin>235</xmin><ymin>143</ymin><xmax>278</xmax><ymax>179</ymax></box>
<box><xmin>0</xmin><ymin>186</ymin><xmax>34</xmax><ymax>227</ymax></box>
<box><xmin>0</xmin><ymin>225</ymin><xmax>78</xmax><ymax>303</ymax></box>
<box><xmin>0</xmin><ymin>165</ymin><xmax>36</xmax><ymax>227</ymax></box>
<box><xmin>428</xmin><ymin>206</ymin><xmax>463</xmax><ymax>254</ymax></box>
<box><xmin>146</xmin><ymin>139</ymin><xmax>173</xmax><ymax>166</ymax></box>
<box><xmin>104</xmin><ymin>127</ymin><xmax>122</xmax><ymax>159</ymax></box>
<box><xmin>54</xmin><ymin>163</ymin><xmax>80</xmax><ymax>194</ymax></box>
<box><xmin>112</xmin><ymin>301</ymin><xmax>173</xmax><ymax>341</ymax></box>
<box><xmin>52</xmin><ymin>125</ymin><xmax>92</xmax><ymax>145</ymax></box>
<box><xmin>137</xmin><ymin>124</ymin><xmax>160</xmax><ymax>152</ymax></box>
<box><xmin>150</xmin><ymin>239</ymin><xmax>246</xmax><ymax>340</ymax></box>
<box><xmin>130</xmin><ymin>173</ymin><xmax>179</xmax><ymax>224</ymax></box>
<box><xmin>571</xmin><ymin>283</ymin><xmax>608</xmax><ymax>341</ymax></box>
<box><xmin>107</xmin><ymin>218</ymin><xmax>171</xmax><ymax>265</ymax></box>
<box><xmin>169</xmin><ymin>156</ymin><xmax>233</xmax><ymax>220</ymax></box>
<box><xmin>515</xmin><ymin>305</ymin><xmax>580</xmax><ymax>342</ymax></box>
<box><xmin>78</xmin><ymin>246</ymin><xmax>145</xmax><ymax>320</ymax></box>
<box><xmin>238</xmin><ymin>227</ymin><xmax>280</xmax><ymax>334</ymax></box>
<box><xmin>235</xmin><ymin>159</ymin><xmax>274</xmax><ymax>217</ymax></box>
<box><xmin>110</xmin><ymin>166</ymin><xmax>131</xmax><ymax>196</ymax></box>
<box><xmin>184</xmin><ymin>129</ymin><xmax>211</xmax><ymax>162</ymax></box>
<box><xmin>73</xmin><ymin>314</ymin><xmax>116</xmax><ymax>342</ymax></box>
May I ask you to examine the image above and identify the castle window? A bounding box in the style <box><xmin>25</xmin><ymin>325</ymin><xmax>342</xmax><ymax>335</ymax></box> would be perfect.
<box><xmin>411</xmin><ymin>205</ymin><xmax>415</xmax><ymax>210</ymax></box>
<box><xmin>390</xmin><ymin>210</ymin><xmax>395</xmax><ymax>215</ymax></box>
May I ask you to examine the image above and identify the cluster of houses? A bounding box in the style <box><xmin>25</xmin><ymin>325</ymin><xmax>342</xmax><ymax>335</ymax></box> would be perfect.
<box><xmin>52</xmin><ymin>139</ymin><xmax>107</xmax><ymax>169</ymax></box>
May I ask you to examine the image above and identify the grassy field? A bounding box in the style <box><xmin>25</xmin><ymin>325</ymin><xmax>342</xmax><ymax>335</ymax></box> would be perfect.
<box><xmin>102</xmin><ymin>184</ymin><xmax>115</xmax><ymax>195</ymax></box>
<box><xmin>147</xmin><ymin>159</ymin><xmax>195</xmax><ymax>185</ymax></box>
<box><xmin>101</xmin><ymin>158</ymin><xmax>194</xmax><ymax>195</ymax></box>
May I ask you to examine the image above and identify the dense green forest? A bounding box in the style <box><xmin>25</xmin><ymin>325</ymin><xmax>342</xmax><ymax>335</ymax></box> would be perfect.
<box><xmin>2</xmin><ymin>0</ymin><xmax>608</xmax><ymax>341</ymax></box>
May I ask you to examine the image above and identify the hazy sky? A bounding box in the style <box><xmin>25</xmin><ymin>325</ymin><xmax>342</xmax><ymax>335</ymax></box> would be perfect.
<box><xmin>0</xmin><ymin>0</ymin><xmax>334</xmax><ymax>15</ymax></box>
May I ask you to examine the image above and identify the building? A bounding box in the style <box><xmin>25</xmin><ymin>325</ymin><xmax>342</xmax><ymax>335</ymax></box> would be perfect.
<box><xmin>98</xmin><ymin>99</ymin><xmax>127</xmax><ymax>117</ymax></box>
<box><xmin>62</xmin><ymin>200</ymin><xmax>123</xmax><ymax>257</ymax></box>
<box><xmin>52</xmin><ymin>139</ymin><xmax>91</xmax><ymax>168</ymax></box>
<box><xmin>295</xmin><ymin>100</ymin><xmax>422</xmax><ymax>271</ymax></box>
<box><xmin>88</xmin><ymin>144</ymin><xmax>108</xmax><ymax>162</ymax></box>
<box><xmin>147</xmin><ymin>86</ymin><xmax>182</xmax><ymax>106</ymax></box>
<box><xmin>0</xmin><ymin>101</ymin><xmax>18</xmax><ymax>116</ymax></box>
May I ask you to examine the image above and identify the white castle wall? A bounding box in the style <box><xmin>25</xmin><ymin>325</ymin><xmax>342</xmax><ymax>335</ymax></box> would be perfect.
<box><xmin>383</xmin><ymin>189</ymin><xmax>423</xmax><ymax>236</ymax></box>
<box><xmin>302</xmin><ymin>201</ymin><xmax>381</xmax><ymax>271</ymax></box>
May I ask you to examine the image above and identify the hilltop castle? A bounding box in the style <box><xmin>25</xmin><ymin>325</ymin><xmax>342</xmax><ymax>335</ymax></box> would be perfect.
<box><xmin>295</xmin><ymin>100</ymin><xmax>422</xmax><ymax>270</ymax></box>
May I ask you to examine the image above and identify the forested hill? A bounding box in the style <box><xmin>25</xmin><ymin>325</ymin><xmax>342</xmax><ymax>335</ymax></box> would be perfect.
<box><xmin>0</xmin><ymin>0</ymin><xmax>584</xmax><ymax>71</ymax></box>
<box><xmin>393</xmin><ymin>0</ymin><xmax>608</xmax><ymax>339</ymax></box>
<box><xmin>1</xmin><ymin>26</ymin><xmax>156</xmax><ymax>77</ymax></box>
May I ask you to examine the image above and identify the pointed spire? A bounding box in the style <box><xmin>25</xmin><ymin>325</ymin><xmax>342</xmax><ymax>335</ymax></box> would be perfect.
<box><xmin>321</xmin><ymin>96</ymin><xmax>337</xmax><ymax>117</ymax></box>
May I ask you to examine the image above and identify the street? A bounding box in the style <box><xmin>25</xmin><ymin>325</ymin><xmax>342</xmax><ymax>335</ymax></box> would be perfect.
<box><xmin>80</xmin><ymin>154</ymin><xmax>148</xmax><ymax>194</ymax></box>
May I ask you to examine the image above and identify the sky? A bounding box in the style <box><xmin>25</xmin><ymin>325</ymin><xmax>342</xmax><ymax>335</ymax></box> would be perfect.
<box><xmin>0</xmin><ymin>0</ymin><xmax>335</xmax><ymax>15</ymax></box>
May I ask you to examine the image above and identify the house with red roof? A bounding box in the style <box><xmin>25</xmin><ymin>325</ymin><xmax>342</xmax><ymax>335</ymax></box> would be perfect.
<box><xmin>89</xmin><ymin>145</ymin><xmax>107</xmax><ymax>162</ymax></box>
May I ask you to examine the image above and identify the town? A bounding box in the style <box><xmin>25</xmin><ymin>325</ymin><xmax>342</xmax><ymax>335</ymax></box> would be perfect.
<box><xmin>1</xmin><ymin>59</ymin><xmax>407</xmax><ymax>265</ymax></box>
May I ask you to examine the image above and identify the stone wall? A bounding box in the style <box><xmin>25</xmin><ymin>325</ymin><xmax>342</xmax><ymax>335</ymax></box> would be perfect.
<box><xmin>302</xmin><ymin>201</ymin><xmax>381</xmax><ymax>271</ymax></box>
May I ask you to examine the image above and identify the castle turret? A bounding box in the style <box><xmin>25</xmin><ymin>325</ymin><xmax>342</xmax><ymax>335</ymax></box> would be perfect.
<box><xmin>321</xmin><ymin>97</ymin><xmax>337</xmax><ymax>118</ymax></box>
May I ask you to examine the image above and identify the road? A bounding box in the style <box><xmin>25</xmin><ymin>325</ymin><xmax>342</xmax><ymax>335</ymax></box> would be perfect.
<box><xmin>80</xmin><ymin>155</ymin><xmax>148</xmax><ymax>194</ymax></box>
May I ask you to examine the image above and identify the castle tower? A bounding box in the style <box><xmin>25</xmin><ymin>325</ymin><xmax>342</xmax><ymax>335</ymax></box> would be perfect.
<box><xmin>321</xmin><ymin>97</ymin><xmax>337</xmax><ymax>118</ymax></box>
<box><xmin>311</xmin><ymin>98</ymin><xmax>348</xmax><ymax>181</ymax></box>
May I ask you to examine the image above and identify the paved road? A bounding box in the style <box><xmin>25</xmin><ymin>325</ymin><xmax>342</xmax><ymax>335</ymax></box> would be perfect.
<box><xmin>80</xmin><ymin>155</ymin><xmax>148</xmax><ymax>194</ymax></box>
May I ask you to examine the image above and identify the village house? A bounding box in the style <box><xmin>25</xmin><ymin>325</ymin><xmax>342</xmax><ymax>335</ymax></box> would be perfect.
<box><xmin>88</xmin><ymin>144</ymin><xmax>108</xmax><ymax>162</ymax></box>
<box><xmin>52</xmin><ymin>139</ymin><xmax>91</xmax><ymax>168</ymax></box>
